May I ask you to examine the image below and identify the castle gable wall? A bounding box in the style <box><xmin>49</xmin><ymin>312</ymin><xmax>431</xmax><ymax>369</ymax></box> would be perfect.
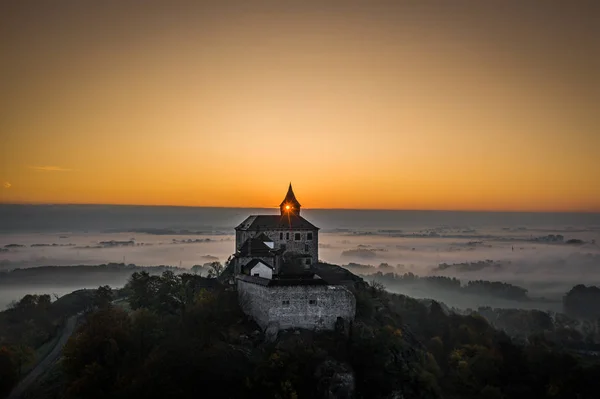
<box><xmin>250</xmin><ymin>261</ymin><xmax>273</xmax><ymax>279</ymax></box>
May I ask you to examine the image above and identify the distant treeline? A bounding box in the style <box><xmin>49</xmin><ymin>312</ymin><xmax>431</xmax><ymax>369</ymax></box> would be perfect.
<box><xmin>366</xmin><ymin>271</ymin><xmax>530</xmax><ymax>301</ymax></box>
<box><xmin>0</xmin><ymin>263</ymin><xmax>186</xmax><ymax>286</ymax></box>
<box><xmin>563</xmin><ymin>284</ymin><xmax>600</xmax><ymax>319</ymax></box>
<box><xmin>370</xmin><ymin>272</ymin><xmax>600</xmax><ymax>322</ymax></box>
<box><xmin>341</xmin><ymin>260</ymin><xmax>509</xmax><ymax>274</ymax></box>
<box><xmin>435</xmin><ymin>260</ymin><xmax>506</xmax><ymax>272</ymax></box>
<box><xmin>103</xmin><ymin>227</ymin><xmax>230</xmax><ymax>235</ymax></box>
<box><xmin>475</xmin><ymin>306</ymin><xmax>600</xmax><ymax>352</ymax></box>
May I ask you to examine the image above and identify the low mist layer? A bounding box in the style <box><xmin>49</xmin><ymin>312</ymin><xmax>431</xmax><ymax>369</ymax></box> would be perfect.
<box><xmin>1</xmin><ymin>206</ymin><xmax>599</xmax><ymax>310</ymax></box>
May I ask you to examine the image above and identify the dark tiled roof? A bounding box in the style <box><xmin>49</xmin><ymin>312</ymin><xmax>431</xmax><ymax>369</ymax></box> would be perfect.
<box><xmin>235</xmin><ymin>215</ymin><xmax>318</xmax><ymax>231</ymax></box>
<box><xmin>278</xmin><ymin>261</ymin><xmax>312</xmax><ymax>277</ymax></box>
<box><xmin>239</xmin><ymin>238</ymin><xmax>274</xmax><ymax>257</ymax></box>
<box><xmin>236</xmin><ymin>274</ymin><xmax>328</xmax><ymax>287</ymax></box>
<box><xmin>254</xmin><ymin>233</ymin><xmax>273</xmax><ymax>242</ymax></box>
<box><xmin>313</xmin><ymin>262</ymin><xmax>368</xmax><ymax>289</ymax></box>
<box><xmin>244</xmin><ymin>258</ymin><xmax>274</xmax><ymax>271</ymax></box>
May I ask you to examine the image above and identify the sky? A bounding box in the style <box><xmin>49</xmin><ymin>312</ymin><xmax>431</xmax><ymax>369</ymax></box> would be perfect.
<box><xmin>1</xmin><ymin>1</ymin><xmax>599</xmax><ymax>212</ymax></box>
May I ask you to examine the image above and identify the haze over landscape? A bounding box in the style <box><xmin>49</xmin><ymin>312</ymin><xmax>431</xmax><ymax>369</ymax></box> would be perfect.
<box><xmin>1</xmin><ymin>205</ymin><xmax>599</xmax><ymax>311</ymax></box>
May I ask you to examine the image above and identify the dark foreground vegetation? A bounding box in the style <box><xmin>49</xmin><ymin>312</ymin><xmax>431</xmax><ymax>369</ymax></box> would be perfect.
<box><xmin>2</xmin><ymin>265</ymin><xmax>600</xmax><ymax>398</ymax></box>
<box><xmin>0</xmin><ymin>286</ymin><xmax>122</xmax><ymax>397</ymax></box>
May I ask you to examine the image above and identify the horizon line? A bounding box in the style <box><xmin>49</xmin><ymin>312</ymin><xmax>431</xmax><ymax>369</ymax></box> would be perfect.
<box><xmin>0</xmin><ymin>201</ymin><xmax>598</xmax><ymax>214</ymax></box>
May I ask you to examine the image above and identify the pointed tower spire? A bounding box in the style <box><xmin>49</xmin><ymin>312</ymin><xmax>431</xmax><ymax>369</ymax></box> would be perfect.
<box><xmin>280</xmin><ymin>183</ymin><xmax>302</xmax><ymax>215</ymax></box>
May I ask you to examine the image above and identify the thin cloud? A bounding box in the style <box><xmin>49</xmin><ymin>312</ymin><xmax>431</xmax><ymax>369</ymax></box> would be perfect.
<box><xmin>2</xmin><ymin>182</ymin><xmax>11</xmax><ymax>189</ymax></box>
<box><xmin>28</xmin><ymin>165</ymin><xmax>73</xmax><ymax>172</ymax></box>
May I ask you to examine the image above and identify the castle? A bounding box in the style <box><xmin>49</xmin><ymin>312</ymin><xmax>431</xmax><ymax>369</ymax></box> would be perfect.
<box><xmin>231</xmin><ymin>184</ymin><xmax>356</xmax><ymax>332</ymax></box>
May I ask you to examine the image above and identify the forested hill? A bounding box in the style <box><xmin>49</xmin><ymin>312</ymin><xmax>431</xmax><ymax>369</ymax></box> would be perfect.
<box><xmin>2</xmin><ymin>264</ymin><xmax>600</xmax><ymax>398</ymax></box>
<box><xmin>0</xmin><ymin>263</ymin><xmax>184</xmax><ymax>287</ymax></box>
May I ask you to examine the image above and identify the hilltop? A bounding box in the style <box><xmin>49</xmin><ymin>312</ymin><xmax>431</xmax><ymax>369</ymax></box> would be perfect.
<box><xmin>2</xmin><ymin>263</ymin><xmax>600</xmax><ymax>398</ymax></box>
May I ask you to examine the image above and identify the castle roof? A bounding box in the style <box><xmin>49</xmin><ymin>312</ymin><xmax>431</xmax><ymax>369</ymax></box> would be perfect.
<box><xmin>239</xmin><ymin>237</ymin><xmax>275</xmax><ymax>256</ymax></box>
<box><xmin>245</xmin><ymin>258</ymin><xmax>273</xmax><ymax>270</ymax></box>
<box><xmin>254</xmin><ymin>233</ymin><xmax>273</xmax><ymax>243</ymax></box>
<box><xmin>280</xmin><ymin>183</ymin><xmax>301</xmax><ymax>208</ymax></box>
<box><xmin>235</xmin><ymin>214</ymin><xmax>318</xmax><ymax>231</ymax></box>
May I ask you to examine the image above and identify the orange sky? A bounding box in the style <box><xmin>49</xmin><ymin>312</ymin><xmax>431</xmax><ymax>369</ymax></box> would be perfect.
<box><xmin>1</xmin><ymin>1</ymin><xmax>599</xmax><ymax>212</ymax></box>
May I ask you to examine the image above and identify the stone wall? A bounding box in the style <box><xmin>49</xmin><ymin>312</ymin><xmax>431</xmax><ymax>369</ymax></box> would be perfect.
<box><xmin>269</xmin><ymin>230</ymin><xmax>318</xmax><ymax>263</ymax></box>
<box><xmin>237</xmin><ymin>278</ymin><xmax>271</xmax><ymax>328</ymax></box>
<box><xmin>235</xmin><ymin>230</ymin><xmax>251</xmax><ymax>251</ymax></box>
<box><xmin>236</xmin><ymin>229</ymin><xmax>319</xmax><ymax>264</ymax></box>
<box><xmin>237</xmin><ymin>277</ymin><xmax>356</xmax><ymax>331</ymax></box>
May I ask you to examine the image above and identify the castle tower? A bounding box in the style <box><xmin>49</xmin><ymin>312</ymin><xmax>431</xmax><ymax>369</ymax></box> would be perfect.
<box><xmin>280</xmin><ymin>183</ymin><xmax>301</xmax><ymax>216</ymax></box>
<box><xmin>234</xmin><ymin>183</ymin><xmax>319</xmax><ymax>272</ymax></box>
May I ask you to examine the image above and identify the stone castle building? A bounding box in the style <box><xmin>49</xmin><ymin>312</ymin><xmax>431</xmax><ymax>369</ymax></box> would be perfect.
<box><xmin>231</xmin><ymin>184</ymin><xmax>356</xmax><ymax>331</ymax></box>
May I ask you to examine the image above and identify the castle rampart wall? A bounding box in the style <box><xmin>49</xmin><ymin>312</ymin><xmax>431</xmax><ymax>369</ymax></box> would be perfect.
<box><xmin>237</xmin><ymin>276</ymin><xmax>356</xmax><ymax>331</ymax></box>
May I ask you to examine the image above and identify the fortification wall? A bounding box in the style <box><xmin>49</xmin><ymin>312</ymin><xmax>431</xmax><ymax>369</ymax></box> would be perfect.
<box><xmin>237</xmin><ymin>278</ymin><xmax>356</xmax><ymax>331</ymax></box>
<box><xmin>237</xmin><ymin>278</ymin><xmax>271</xmax><ymax>327</ymax></box>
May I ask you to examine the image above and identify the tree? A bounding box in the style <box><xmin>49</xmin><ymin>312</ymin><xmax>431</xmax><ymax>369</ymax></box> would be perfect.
<box><xmin>369</xmin><ymin>280</ymin><xmax>386</xmax><ymax>294</ymax></box>
<box><xmin>38</xmin><ymin>294</ymin><xmax>52</xmax><ymax>309</ymax></box>
<box><xmin>0</xmin><ymin>346</ymin><xmax>18</xmax><ymax>397</ymax></box>
<box><xmin>63</xmin><ymin>307</ymin><xmax>133</xmax><ymax>398</ymax></box>
<box><xmin>10</xmin><ymin>344</ymin><xmax>34</xmax><ymax>379</ymax></box>
<box><xmin>127</xmin><ymin>271</ymin><xmax>158</xmax><ymax>310</ymax></box>
<box><xmin>191</xmin><ymin>264</ymin><xmax>205</xmax><ymax>275</ymax></box>
<box><xmin>206</xmin><ymin>262</ymin><xmax>224</xmax><ymax>278</ymax></box>
<box><xmin>428</xmin><ymin>336</ymin><xmax>445</xmax><ymax>364</ymax></box>
<box><xmin>94</xmin><ymin>285</ymin><xmax>113</xmax><ymax>309</ymax></box>
<box><xmin>130</xmin><ymin>308</ymin><xmax>163</xmax><ymax>359</ymax></box>
<box><xmin>154</xmin><ymin>271</ymin><xmax>185</xmax><ymax>315</ymax></box>
<box><xmin>17</xmin><ymin>294</ymin><xmax>38</xmax><ymax>310</ymax></box>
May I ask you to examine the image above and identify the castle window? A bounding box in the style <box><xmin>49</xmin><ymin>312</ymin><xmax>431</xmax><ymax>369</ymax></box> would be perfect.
<box><xmin>279</xmin><ymin>232</ymin><xmax>283</xmax><ymax>240</ymax></box>
<box><xmin>282</xmin><ymin>300</ymin><xmax>290</xmax><ymax>305</ymax></box>
<box><xmin>294</xmin><ymin>233</ymin><xmax>301</xmax><ymax>241</ymax></box>
<box><xmin>307</xmin><ymin>232</ymin><xmax>313</xmax><ymax>240</ymax></box>
<box><xmin>309</xmin><ymin>299</ymin><xmax>317</xmax><ymax>305</ymax></box>
<box><xmin>305</xmin><ymin>258</ymin><xmax>311</xmax><ymax>265</ymax></box>
<box><xmin>253</xmin><ymin>273</ymin><xmax>259</xmax><ymax>277</ymax></box>
<box><xmin>304</xmin><ymin>244</ymin><xmax>309</xmax><ymax>252</ymax></box>
<box><xmin>286</xmin><ymin>232</ymin><xmax>290</xmax><ymax>240</ymax></box>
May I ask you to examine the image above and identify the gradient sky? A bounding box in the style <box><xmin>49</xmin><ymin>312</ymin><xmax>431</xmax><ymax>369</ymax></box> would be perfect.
<box><xmin>1</xmin><ymin>1</ymin><xmax>599</xmax><ymax>211</ymax></box>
